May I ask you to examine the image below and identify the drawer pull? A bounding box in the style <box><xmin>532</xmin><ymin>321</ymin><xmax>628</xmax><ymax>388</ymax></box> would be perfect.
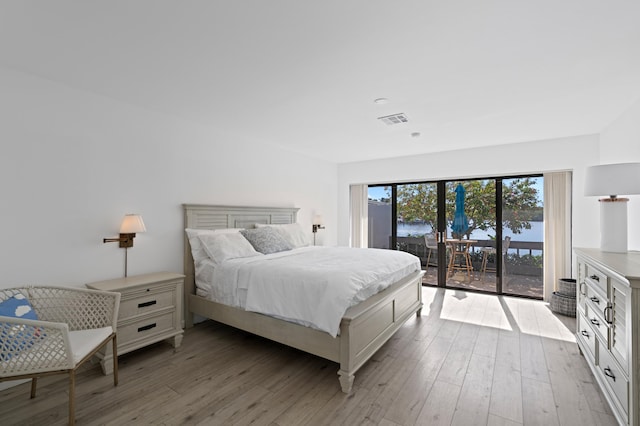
<box><xmin>589</xmin><ymin>274</ymin><xmax>600</xmax><ymax>282</ymax></box>
<box><xmin>581</xmin><ymin>330</ymin><xmax>590</xmax><ymax>338</ymax></box>
<box><xmin>589</xmin><ymin>296</ymin><xmax>600</xmax><ymax>304</ymax></box>
<box><xmin>138</xmin><ymin>300</ymin><xmax>157</xmax><ymax>308</ymax></box>
<box><xmin>138</xmin><ymin>323</ymin><xmax>157</xmax><ymax>332</ymax></box>
<box><xmin>579</xmin><ymin>282</ymin><xmax>586</xmax><ymax>296</ymax></box>
<box><xmin>604</xmin><ymin>306</ymin><xmax>613</xmax><ymax>324</ymax></box>
<box><xmin>604</xmin><ymin>367</ymin><xmax>616</xmax><ymax>382</ymax></box>
<box><xmin>590</xmin><ymin>318</ymin><xmax>600</xmax><ymax>326</ymax></box>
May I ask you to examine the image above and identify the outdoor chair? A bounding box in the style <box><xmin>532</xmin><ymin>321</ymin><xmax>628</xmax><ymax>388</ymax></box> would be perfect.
<box><xmin>0</xmin><ymin>286</ymin><xmax>120</xmax><ymax>425</ymax></box>
<box><xmin>480</xmin><ymin>236</ymin><xmax>511</xmax><ymax>281</ymax></box>
<box><xmin>424</xmin><ymin>233</ymin><xmax>439</xmax><ymax>268</ymax></box>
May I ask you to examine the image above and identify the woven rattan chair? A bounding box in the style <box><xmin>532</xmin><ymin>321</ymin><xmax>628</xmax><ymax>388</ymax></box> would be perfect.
<box><xmin>0</xmin><ymin>286</ymin><xmax>120</xmax><ymax>425</ymax></box>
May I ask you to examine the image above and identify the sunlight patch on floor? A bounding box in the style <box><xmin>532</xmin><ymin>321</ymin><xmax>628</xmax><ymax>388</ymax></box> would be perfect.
<box><xmin>436</xmin><ymin>288</ymin><xmax>513</xmax><ymax>331</ymax></box>
<box><xmin>421</xmin><ymin>286</ymin><xmax>577</xmax><ymax>340</ymax></box>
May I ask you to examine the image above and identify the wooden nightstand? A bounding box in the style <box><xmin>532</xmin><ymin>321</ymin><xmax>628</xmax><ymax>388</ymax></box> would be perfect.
<box><xmin>86</xmin><ymin>272</ymin><xmax>185</xmax><ymax>374</ymax></box>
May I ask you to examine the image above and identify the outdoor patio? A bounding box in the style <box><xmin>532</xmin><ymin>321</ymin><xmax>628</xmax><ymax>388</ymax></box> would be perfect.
<box><xmin>421</xmin><ymin>265</ymin><xmax>544</xmax><ymax>298</ymax></box>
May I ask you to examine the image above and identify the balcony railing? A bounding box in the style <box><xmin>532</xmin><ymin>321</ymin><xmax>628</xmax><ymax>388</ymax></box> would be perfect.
<box><xmin>395</xmin><ymin>236</ymin><xmax>543</xmax><ymax>277</ymax></box>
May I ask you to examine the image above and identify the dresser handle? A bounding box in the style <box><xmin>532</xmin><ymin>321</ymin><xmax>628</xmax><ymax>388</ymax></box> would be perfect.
<box><xmin>589</xmin><ymin>274</ymin><xmax>599</xmax><ymax>282</ymax></box>
<box><xmin>138</xmin><ymin>300</ymin><xmax>157</xmax><ymax>308</ymax></box>
<box><xmin>581</xmin><ymin>330</ymin><xmax>590</xmax><ymax>338</ymax></box>
<box><xmin>138</xmin><ymin>323</ymin><xmax>157</xmax><ymax>332</ymax></box>
<box><xmin>579</xmin><ymin>282</ymin><xmax>586</xmax><ymax>296</ymax></box>
<box><xmin>589</xmin><ymin>296</ymin><xmax>599</xmax><ymax>304</ymax></box>
<box><xmin>604</xmin><ymin>367</ymin><xmax>616</xmax><ymax>381</ymax></box>
<box><xmin>604</xmin><ymin>306</ymin><xmax>613</xmax><ymax>324</ymax></box>
<box><xmin>590</xmin><ymin>318</ymin><xmax>600</xmax><ymax>326</ymax></box>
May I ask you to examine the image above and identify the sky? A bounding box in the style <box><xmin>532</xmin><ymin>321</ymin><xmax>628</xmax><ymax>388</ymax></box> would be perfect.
<box><xmin>368</xmin><ymin>177</ymin><xmax>545</xmax><ymax>204</ymax></box>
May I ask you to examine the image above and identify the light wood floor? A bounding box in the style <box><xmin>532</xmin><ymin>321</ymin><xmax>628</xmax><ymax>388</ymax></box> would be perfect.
<box><xmin>0</xmin><ymin>287</ymin><xmax>618</xmax><ymax>426</ymax></box>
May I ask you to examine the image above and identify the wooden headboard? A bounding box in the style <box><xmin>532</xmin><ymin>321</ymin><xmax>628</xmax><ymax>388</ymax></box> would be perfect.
<box><xmin>182</xmin><ymin>204</ymin><xmax>299</xmax><ymax>324</ymax></box>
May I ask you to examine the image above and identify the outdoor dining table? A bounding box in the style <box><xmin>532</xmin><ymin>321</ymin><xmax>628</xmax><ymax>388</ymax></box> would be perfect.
<box><xmin>446</xmin><ymin>239</ymin><xmax>477</xmax><ymax>281</ymax></box>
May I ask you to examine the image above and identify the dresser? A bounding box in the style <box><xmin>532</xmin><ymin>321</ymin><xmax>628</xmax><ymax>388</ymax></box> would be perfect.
<box><xmin>86</xmin><ymin>272</ymin><xmax>185</xmax><ymax>374</ymax></box>
<box><xmin>575</xmin><ymin>248</ymin><xmax>640</xmax><ymax>426</ymax></box>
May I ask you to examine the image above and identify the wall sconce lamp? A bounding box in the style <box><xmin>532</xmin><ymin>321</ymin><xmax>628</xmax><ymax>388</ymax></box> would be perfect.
<box><xmin>584</xmin><ymin>162</ymin><xmax>640</xmax><ymax>252</ymax></box>
<box><xmin>312</xmin><ymin>215</ymin><xmax>325</xmax><ymax>245</ymax></box>
<box><xmin>103</xmin><ymin>214</ymin><xmax>146</xmax><ymax>277</ymax></box>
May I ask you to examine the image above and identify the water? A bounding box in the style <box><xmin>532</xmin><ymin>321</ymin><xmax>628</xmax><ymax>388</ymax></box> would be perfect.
<box><xmin>397</xmin><ymin>221</ymin><xmax>544</xmax><ymax>255</ymax></box>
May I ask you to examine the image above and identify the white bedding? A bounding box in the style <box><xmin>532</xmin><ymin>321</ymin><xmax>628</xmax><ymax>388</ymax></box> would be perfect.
<box><xmin>197</xmin><ymin>246</ymin><xmax>421</xmax><ymax>337</ymax></box>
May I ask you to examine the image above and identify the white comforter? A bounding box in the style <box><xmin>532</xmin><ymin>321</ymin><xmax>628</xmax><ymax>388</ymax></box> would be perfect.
<box><xmin>211</xmin><ymin>246</ymin><xmax>421</xmax><ymax>337</ymax></box>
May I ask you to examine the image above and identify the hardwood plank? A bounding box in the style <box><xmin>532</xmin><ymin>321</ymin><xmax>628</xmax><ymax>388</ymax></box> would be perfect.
<box><xmin>272</xmin><ymin>365</ymin><xmax>340</xmax><ymax>425</ymax></box>
<box><xmin>521</xmin><ymin>376</ymin><xmax>560</xmax><ymax>426</ymax></box>
<box><xmin>487</xmin><ymin>413</ymin><xmax>523</xmax><ymax>426</ymax></box>
<box><xmin>451</xmin><ymin>353</ymin><xmax>495</xmax><ymax>425</ymax></box>
<box><xmin>548</xmin><ymin>370</ymin><xmax>599</xmax><ymax>426</ymax></box>
<box><xmin>489</xmin><ymin>331</ymin><xmax>523</xmax><ymax>424</ymax></box>
<box><xmin>414</xmin><ymin>379</ymin><xmax>461</xmax><ymax>426</ymax></box>
<box><xmin>520</xmin><ymin>333</ymin><xmax>550</xmax><ymax>383</ymax></box>
<box><xmin>382</xmin><ymin>335</ymin><xmax>453</xmax><ymax>425</ymax></box>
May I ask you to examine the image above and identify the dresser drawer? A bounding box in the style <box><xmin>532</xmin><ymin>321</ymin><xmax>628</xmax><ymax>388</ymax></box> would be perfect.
<box><xmin>598</xmin><ymin>346</ymin><xmax>629</xmax><ymax>417</ymax></box>
<box><xmin>584</xmin><ymin>263</ymin><xmax>608</xmax><ymax>296</ymax></box>
<box><xmin>119</xmin><ymin>287</ymin><xmax>175</xmax><ymax>319</ymax></box>
<box><xmin>577</xmin><ymin>312</ymin><xmax>597</xmax><ymax>362</ymax></box>
<box><xmin>584</xmin><ymin>283</ymin><xmax>607</xmax><ymax>316</ymax></box>
<box><xmin>118</xmin><ymin>311</ymin><xmax>177</xmax><ymax>346</ymax></box>
<box><xmin>584</xmin><ymin>305</ymin><xmax>610</xmax><ymax>345</ymax></box>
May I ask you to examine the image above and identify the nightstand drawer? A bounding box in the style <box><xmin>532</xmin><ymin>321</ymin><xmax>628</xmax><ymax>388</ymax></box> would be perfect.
<box><xmin>119</xmin><ymin>311</ymin><xmax>177</xmax><ymax>346</ymax></box>
<box><xmin>119</xmin><ymin>288</ymin><xmax>175</xmax><ymax>319</ymax></box>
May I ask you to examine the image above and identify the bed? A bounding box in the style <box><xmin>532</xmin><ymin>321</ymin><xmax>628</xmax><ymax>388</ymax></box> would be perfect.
<box><xmin>182</xmin><ymin>204</ymin><xmax>424</xmax><ymax>393</ymax></box>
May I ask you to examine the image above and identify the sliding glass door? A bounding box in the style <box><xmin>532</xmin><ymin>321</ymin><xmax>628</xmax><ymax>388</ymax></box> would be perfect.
<box><xmin>367</xmin><ymin>175</ymin><xmax>544</xmax><ymax>299</ymax></box>
<box><xmin>445</xmin><ymin>179</ymin><xmax>498</xmax><ymax>293</ymax></box>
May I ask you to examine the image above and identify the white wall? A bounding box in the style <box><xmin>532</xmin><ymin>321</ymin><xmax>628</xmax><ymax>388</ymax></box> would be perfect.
<box><xmin>337</xmin><ymin>135</ymin><xmax>601</xmax><ymax>252</ymax></box>
<box><xmin>599</xmin><ymin>97</ymin><xmax>640</xmax><ymax>250</ymax></box>
<box><xmin>0</xmin><ymin>67</ymin><xmax>337</xmax><ymax>288</ymax></box>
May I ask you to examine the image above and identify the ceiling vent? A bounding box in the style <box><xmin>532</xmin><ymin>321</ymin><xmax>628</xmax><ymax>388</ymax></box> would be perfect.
<box><xmin>378</xmin><ymin>113</ymin><xmax>409</xmax><ymax>126</ymax></box>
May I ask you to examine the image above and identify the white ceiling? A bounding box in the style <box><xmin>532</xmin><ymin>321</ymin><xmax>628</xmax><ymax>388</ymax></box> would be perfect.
<box><xmin>1</xmin><ymin>1</ymin><xmax>639</xmax><ymax>163</ymax></box>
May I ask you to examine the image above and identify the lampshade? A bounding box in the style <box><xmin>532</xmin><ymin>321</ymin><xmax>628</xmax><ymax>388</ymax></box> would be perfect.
<box><xmin>313</xmin><ymin>214</ymin><xmax>324</xmax><ymax>225</ymax></box>
<box><xmin>120</xmin><ymin>214</ymin><xmax>146</xmax><ymax>234</ymax></box>
<box><xmin>584</xmin><ymin>162</ymin><xmax>640</xmax><ymax>197</ymax></box>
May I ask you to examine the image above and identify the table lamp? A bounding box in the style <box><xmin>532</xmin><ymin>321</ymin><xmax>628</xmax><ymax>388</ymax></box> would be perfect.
<box><xmin>584</xmin><ymin>162</ymin><xmax>640</xmax><ymax>252</ymax></box>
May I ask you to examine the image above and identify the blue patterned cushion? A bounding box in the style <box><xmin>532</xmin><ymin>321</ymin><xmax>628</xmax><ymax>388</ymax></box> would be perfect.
<box><xmin>0</xmin><ymin>294</ymin><xmax>37</xmax><ymax>320</ymax></box>
<box><xmin>240</xmin><ymin>227</ymin><xmax>293</xmax><ymax>254</ymax></box>
<box><xmin>0</xmin><ymin>294</ymin><xmax>40</xmax><ymax>361</ymax></box>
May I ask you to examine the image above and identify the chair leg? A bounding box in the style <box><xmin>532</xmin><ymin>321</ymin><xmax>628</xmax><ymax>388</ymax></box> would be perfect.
<box><xmin>69</xmin><ymin>371</ymin><xmax>75</xmax><ymax>426</ymax></box>
<box><xmin>30</xmin><ymin>377</ymin><xmax>37</xmax><ymax>399</ymax></box>
<box><xmin>480</xmin><ymin>251</ymin><xmax>488</xmax><ymax>281</ymax></box>
<box><xmin>112</xmin><ymin>334</ymin><xmax>118</xmax><ymax>386</ymax></box>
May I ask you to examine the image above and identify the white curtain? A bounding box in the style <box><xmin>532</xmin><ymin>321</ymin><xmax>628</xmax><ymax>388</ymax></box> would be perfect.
<box><xmin>543</xmin><ymin>172</ymin><xmax>572</xmax><ymax>302</ymax></box>
<box><xmin>350</xmin><ymin>184</ymin><xmax>368</xmax><ymax>248</ymax></box>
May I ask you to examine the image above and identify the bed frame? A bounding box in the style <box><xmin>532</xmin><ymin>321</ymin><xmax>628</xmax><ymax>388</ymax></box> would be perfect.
<box><xmin>183</xmin><ymin>204</ymin><xmax>424</xmax><ymax>393</ymax></box>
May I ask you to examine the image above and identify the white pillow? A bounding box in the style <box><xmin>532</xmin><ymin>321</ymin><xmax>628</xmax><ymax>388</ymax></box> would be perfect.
<box><xmin>185</xmin><ymin>228</ymin><xmax>244</xmax><ymax>263</ymax></box>
<box><xmin>198</xmin><ymin>232</ymin><xmax>261</xmax><ymax>264</ymax></box>
<box><xmin>254</xmin><ymin>223</ymin><xmax>310</xmax><ymax>248</ymax></box>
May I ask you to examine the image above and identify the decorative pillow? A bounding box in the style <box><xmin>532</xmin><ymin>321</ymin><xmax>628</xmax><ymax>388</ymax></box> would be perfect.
<box><xmin>254</xmin><ymin>223</ymin><xmax>311</xmax><ymax>248</ymax></box>
<box><xmin>0</xmin><ymin>294</ymin><xmax>38</xmax><ymax>320</ymax></box>
<box><xmin>185</xmin><ymin>228</ymin><xmax>244</xmax><ymax>263</ymax></box>
<box><xmin>198</xmin><ymin>232</ymin><xmax>262</xmax><ymax>264</ymax></box>
<box><xmin>0</xmin><ymin>294</ymin><xmax>41</xmax><ymax>361</ymax></box>
<box><xmin>240</xmin><ymin>227</ymin><xmax>294</xmax><ymax>254</ymax></box>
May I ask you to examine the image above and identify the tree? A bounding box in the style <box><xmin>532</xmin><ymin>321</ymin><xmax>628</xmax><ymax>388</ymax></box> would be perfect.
<box><xmin>393</xmin><ymin>178</ymin><xmax>540</xmax><ymax>239</ymax></box>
